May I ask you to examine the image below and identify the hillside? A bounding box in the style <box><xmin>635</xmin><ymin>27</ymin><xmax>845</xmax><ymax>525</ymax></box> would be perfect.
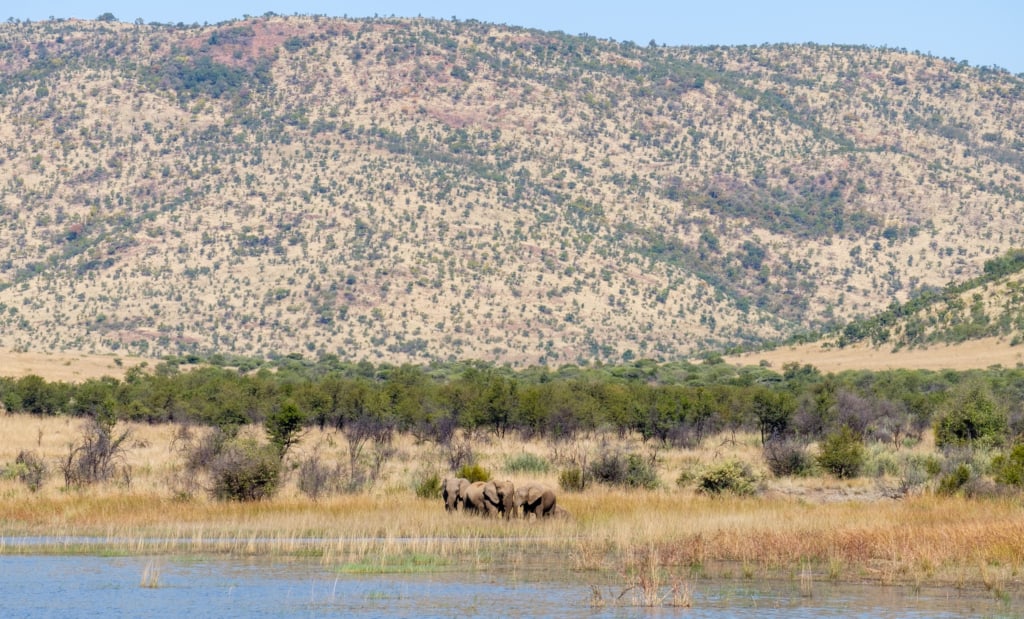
<box><xmin>1</xmin><ymin>15</ymin><xmax>1023</xmax><ymax>367</ymax></box>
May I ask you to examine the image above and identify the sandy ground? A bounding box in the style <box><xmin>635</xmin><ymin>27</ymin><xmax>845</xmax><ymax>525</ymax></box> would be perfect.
<box><xmin>727</xmin><ymin>336</ymin><xmax>1024</xmax><ymax>373</ymax></box>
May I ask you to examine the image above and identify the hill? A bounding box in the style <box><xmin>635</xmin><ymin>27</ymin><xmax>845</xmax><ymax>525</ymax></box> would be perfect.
<box><xmin>1</xmin><ymin>15</ymin><xmax>1024</xmax><ymax>367</ymax></box>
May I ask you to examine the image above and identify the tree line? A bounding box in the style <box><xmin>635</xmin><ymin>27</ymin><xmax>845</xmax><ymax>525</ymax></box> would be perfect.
<box><xmin>2</xmin><ymin>355</ymin><xmax>1021</xmax><ymax>453</ymax></box>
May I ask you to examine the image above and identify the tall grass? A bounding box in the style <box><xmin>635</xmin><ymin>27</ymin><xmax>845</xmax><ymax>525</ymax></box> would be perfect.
<box><xmin>1</xmin><ymin>414</ymin><xmax>1024</xmax><ymax>588</ymax></box>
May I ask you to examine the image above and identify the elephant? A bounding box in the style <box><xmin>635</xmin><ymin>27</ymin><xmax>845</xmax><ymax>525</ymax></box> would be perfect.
<box><xmin>442</xmin><ymin>477</ymin><xmax>470</xmax><ymax>512</ymax></box>
<box><xmin>461</xmin><ymin>480</ymin><xmax>489</xmax><ymax>513</ymax></box>
<box><xmin>483</xmin><ymin>479</ymin><xmax>515</xmax><ymax>518</ymax></box>
<box><xmin>514</xmin><ymin>482</ymin><xmax>557</xmax><ymax>518</ymax></box>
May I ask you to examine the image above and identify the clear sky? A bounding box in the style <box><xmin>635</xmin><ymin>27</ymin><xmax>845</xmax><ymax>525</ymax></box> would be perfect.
<box><xmin>10</xmin><ymin>1</ymin><xmax>1024</xmax><ymax>75</ymax></box>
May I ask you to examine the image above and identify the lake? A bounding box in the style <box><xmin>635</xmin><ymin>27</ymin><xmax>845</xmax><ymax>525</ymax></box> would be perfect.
<box><xmin>1</xmin><ymin>551</ymin><xmax>1018</xmax><ymax>618</ymax></box>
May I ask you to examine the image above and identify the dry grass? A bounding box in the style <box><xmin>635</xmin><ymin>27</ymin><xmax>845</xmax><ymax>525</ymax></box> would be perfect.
<box><xmin>727</xmin><ymin>336</ymin><xmax>1024</xmax><ymax>373</ymax></box>
<box><xmin>1</xmin><ymin>412</ymin><xmax>1023</xmax><ymax>592</ymax></box>
<box><xmin>0</xmin><ymin>350</ymin><xmax>135</xmax><ymax>383</ymax></box>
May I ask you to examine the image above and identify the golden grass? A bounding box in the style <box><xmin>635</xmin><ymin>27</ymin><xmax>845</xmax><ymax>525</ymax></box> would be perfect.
<box><xmin>727</xmin><ymin>336</ymin><xmax>1024</xmax><ymax>373</ymax></box>
<box><xmin>1</xmin><ymin>413</ymin><xmax>1023</xmax><ymax>591</ymax></box>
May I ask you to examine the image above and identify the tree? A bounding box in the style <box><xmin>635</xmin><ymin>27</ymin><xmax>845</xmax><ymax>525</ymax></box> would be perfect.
<box><xmin>752</xmin><ymin>388</ymin><xmax>796</xmax><ymax>444</ymax></box>
<box><xmin>264</xmin><ymin>401</ymin><xmax>307</xmax><ymax>457</ymax></box>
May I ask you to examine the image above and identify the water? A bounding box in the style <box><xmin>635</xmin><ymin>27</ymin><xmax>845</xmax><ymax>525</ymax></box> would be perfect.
<box><xmin>0</xmin><ymin>553</ymin><xmax>1019</xmax><ymax>618</ymax></box>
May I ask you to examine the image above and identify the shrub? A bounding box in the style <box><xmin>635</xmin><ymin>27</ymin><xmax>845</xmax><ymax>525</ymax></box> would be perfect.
<box><xmin>696</xmin><ymin>460</ymin><xmax>758</xmax><ymax>495</ymax></box>
<box><xmin>863</xmin><ymin>445</ymin><xmax>900</xmax><ymax>478</ymax></box>
<box><xmin>296</xmin><ymin>452</ymin><xmax>339</xmax><ymax>500</ymax></box>
<box><xmin>588</xmin><ymin>451</ymin><xmax>627</xmax><ymax>485</ymax></box>
<box><xmin>60</xmin><ymin>419</ymin><xmax>131</xmax><ymax>488</ymax></box>
<box><xmin>937</xmin><ymin>463</ymin><xmax>972</xmax><ymax>496</ymax></box>
<box><xmin>558</xmin><ymin>467</ymin><xmax>585</xmax><ymax>492</ymax></box>
<box><xmin>505</xmin><ymin>452</ymin><xmax>550</xmax><ymax>474</ymax></box>
<box><xmin>763</xmin><ymin>437</ymin><xmax>813</xmax><ymax>477</ymax></box>
<box><xmin>934</xmin><ymin>382</ymin><xmax>1008</xmax><ymax>449</ymax></box>
<box><xmin>816</xmin><ymin>426</ymin><xmax>865</xmax><ymax>479</ymax></box>
<box><xmin>209</xmin><ymin>438</ymin><xmax>281</xmax><ymax>501</ymax></box>
<box><xmin>623</xmin><ymin>454</ymin><xmax>659</xmax><ymax>489</ymax></box>
<box><xmin>457</xmin><ymin>463</ymin><xmax>491</xmax><ymax>483</ymax></box>
<box><xmin>414</xmin><ymin>471</ymin><xmax>442</xmax><ymax>499</ymax></box>
<box><xmin>10</xmin><ymin>450</ymin><xmax>48</xmax><ymax>492</ymax></box>
<box><xmin>587</xmin><ymin>451</ymin><xmax>659</xmax><ymax>489</ymax></box>
<box><xmin>991</xmin><ymin>443</ymin><xmax>1024</xmax><ymax>487</ymax></box>
<box><xmin>675</xmin><ymin>467</ymin><xmax>696</xmax><ymax>488</ymax></box>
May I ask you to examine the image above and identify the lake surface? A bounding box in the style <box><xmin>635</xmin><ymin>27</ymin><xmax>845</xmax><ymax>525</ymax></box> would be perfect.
<box><xmin>0</xmin><ymin>551</ymin><xmax>1019</xmax><ymax>617</ymax></box>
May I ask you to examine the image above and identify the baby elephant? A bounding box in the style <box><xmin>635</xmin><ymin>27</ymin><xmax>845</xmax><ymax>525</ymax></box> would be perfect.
<box><xmin>513</xmin><ymin>482</ymin><xmax>557</xmax><ymax>518</ymax></box>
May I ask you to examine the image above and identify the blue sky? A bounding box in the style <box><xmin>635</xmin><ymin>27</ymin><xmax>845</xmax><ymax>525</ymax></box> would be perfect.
<box><xmin>10</xmin><ymin>1</ymin><xmax>1024</xmax><ymax>74</ymax></box>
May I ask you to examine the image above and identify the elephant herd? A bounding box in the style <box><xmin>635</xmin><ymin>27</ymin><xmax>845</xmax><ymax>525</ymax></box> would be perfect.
<box><xmin>442</xmin><ymin>477</ymin><xmax>562</xmax><ymax>519</ymax></box>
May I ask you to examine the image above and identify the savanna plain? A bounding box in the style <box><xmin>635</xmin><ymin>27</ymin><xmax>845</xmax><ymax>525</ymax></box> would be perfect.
<box><xmin>2</xmin><ymin>367</ymin><xmax>1024</xmax><ymax>611</ymax></box>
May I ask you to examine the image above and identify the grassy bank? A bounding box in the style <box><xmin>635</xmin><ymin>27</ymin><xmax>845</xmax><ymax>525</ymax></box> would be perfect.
<box><xmin>1</xmin><ymin>413</ymin><xmax>1023</xmax><ymax>594</ymax></box>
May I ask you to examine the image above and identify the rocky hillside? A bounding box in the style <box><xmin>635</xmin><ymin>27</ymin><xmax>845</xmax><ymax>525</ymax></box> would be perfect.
<box><xmin>1</xmin><ymin>15</ymin><xmax>1023</xmax><ymax>366</ymax></box>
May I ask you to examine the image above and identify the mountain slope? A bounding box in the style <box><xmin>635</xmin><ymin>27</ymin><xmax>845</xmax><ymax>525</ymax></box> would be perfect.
<box><xmin>1</xmin><ymin>15</ymin><xmax>1023</xmax><ymax>366</ymax></box>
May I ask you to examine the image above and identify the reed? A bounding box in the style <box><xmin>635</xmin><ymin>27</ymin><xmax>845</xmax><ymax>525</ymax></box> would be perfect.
<box><xmin>139</xmin><ymin>559</ymin><xmax>161</xmax><ymax>588</ymax></box>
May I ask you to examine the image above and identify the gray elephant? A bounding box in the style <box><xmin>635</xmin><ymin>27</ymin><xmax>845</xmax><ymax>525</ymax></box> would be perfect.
<box><xmin>442</xmin><ymin>477</ymin><xmax>470</xmax><ymax>512</ymax></box>
<box><xmin>514</xmin><ymin>482</ymin><xmax>557</xmax><ymax>518</ymax></box>
<box><xmin>483</xmin><ymin>479</ymin><xmax>515</xmax><ymax>518</ymax></box>
<box><xmin>461</xmin><ymin>480</ymin><xmax>489</xmax><ymax>513</ymax></box>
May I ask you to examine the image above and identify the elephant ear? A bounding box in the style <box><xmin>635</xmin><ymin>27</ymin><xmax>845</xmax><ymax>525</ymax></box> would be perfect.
<box><xmin>484</xmin><ymin>482</ymin><xmax>498</xmax><ymax>503</ymax></box>
<box><xmin>527</xmin><ymin>485</ymin><xmax>544</xmax><ymax>503</ymax></box>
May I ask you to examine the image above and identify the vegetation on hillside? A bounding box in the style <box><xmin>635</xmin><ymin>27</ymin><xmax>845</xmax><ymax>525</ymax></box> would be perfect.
<box><xmin>0</xmin><ymin>16</ymin><xmax>1022</xmax><ymax>365</ymax></box>
<box><xmin>825</xmin><ymin>248</ymin><xmax>1024</xmax><ymax>349</ymax></box>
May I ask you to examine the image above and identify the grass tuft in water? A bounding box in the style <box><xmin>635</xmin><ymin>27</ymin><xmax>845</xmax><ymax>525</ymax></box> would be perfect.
<box><xmin>336</xmin><ymin>551</ymin><xmax>450</xmax><ymax>574</ymax></box>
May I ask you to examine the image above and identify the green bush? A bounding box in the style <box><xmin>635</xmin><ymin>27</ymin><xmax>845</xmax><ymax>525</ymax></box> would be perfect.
<box><xmin>558</xmin><ymin>467</ymin><xmax>585</xmax><ymax>492</ymax></box>
<box><xmin>934</xmin><ymin>382</ymin><xmax>1008</xmax><ymax>449</ymax></box>
<box><xmin>675</xmin><ymin>467</ymin><xmax>696</xmax><ymax>488</ymax></box>
<box><xmin>936</xmin><ymin>463</ymin><xmax>972</xmax><ymax>495</ymax></box>
<box><xmin>6</xmin><ymin>450</ymin><xmax>49</xmax><ymax>492</ymax></box>
<box><xmin>991</xmin><ymin>444</ymin><xmax>1024</xmax><ymax>487</ymax></box>
<box><xmin>623</xmin><ymin>454</ymin><xmax>659</xmax><ymax>489</ymax></box>
<box><xmin>696</xmin><ymin>460</ymin><xmax>758</xmax><ymax>495</ymax></box>
<box><xmin>864</xmin><ymin>446</ymin><xmax>900</xmax><ymax>478</ymax></box>
<box><xmin>456</xmin><ymin>463</ymin><xmax>491</xmax><ymax>483</ymax></box>
<box><xmin>414</xmin><ymin>471</ymin><xmax>442</xmax><ymax>498</ymax></box>
<box><xmin>505</xmin><ymin>452</ymin><xmax>550</xmax><ymax>474</ymax></box>
<box><xmin>817</xmin><ymin>426</ymin><xmax>865</xmax><ymax>479</ymax></box>
<box><xmin>210</xmin><ymin>438</ymin><xmax>281</xmax><ymax>501</ymax></box>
